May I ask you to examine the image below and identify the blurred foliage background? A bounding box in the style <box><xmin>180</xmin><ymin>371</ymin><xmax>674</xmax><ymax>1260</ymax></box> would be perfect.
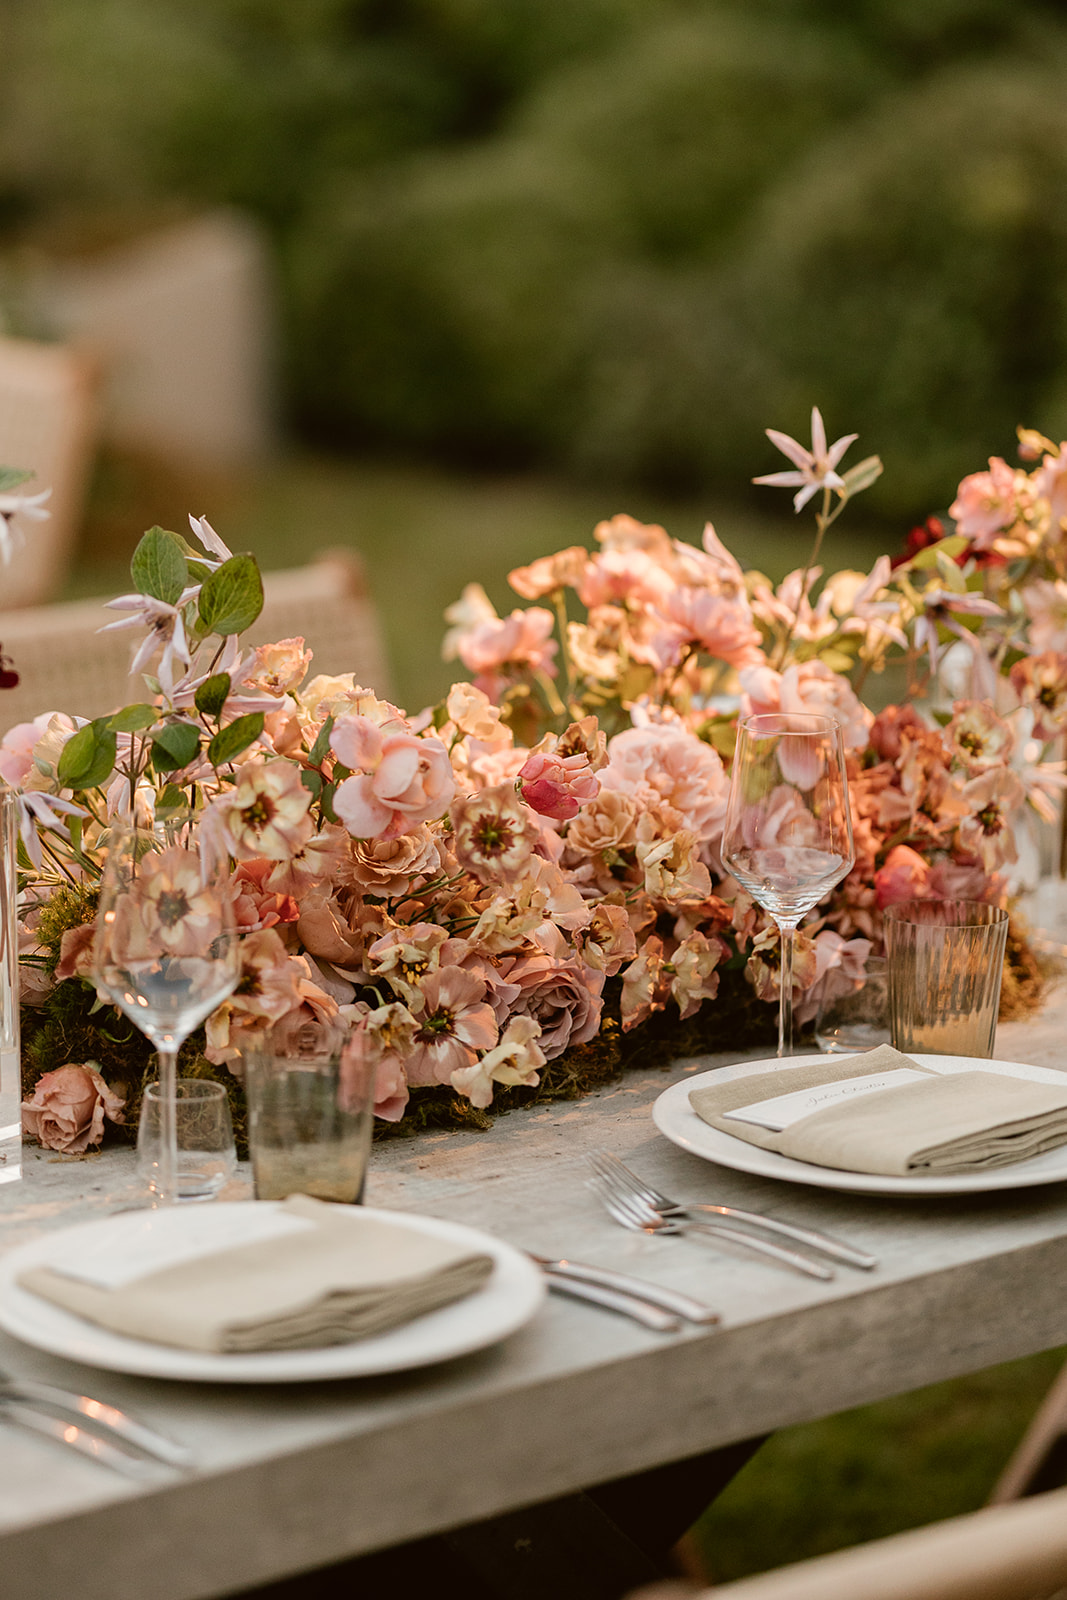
<box><xmin>4</xmin><ymin>0</ymin><xmax>1067</xmax><ymax>520</ymax></box>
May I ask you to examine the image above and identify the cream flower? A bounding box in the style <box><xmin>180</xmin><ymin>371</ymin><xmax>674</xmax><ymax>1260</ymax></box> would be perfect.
<box><xmin>209</xmin><ymin>758</ymin><xmax>314</xmax><ymax>860</ymax></box>
<box><xmin>404</xmin><ymin>968</ymin><xmax>498</xmax><ymax>1086</ymax></box>
<box><xmin>450</xmin><ymin>1017</ymin><xmax>546</xmax><ymax>1110</ymax></box>
<box><xmin>450</xmin><ymin>783</ymin><xmax>536</xmax><ymax>883</ymax></box>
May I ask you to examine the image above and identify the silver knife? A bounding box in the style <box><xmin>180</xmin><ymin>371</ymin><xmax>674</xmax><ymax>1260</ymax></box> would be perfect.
<box><xmin>0</xmin><ymin>1377</ymin><xmax>192</xmax><ymax>1469</ymax></box>
<box><xmin>530</xmin><ymin>1254</ymin><xmax>720</xmax><ymax>1325</ymax></box>
<box><xmin>0</xmin><ymin>1398</ymin><xmax>165</xmax><ymax>1480</ymax></box>
<box><xmin>544</xmin><ymin>1275</ymin><xmax>682</xmax><ymax>1331</ymax></box>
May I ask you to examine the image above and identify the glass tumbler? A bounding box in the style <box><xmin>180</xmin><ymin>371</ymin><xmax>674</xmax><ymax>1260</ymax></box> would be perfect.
<box><xmin>245</xmin><ymin>1038</ymin><xmax>376</xmax><ymax>1205</ymax></box>
<box><xmin>137</xmin><ymin>1079</ymin><xmax>237</xmax><ymax>1202</ymax></box>
<box><xmin>884</xmin><ymin>899</ymin><xmax>1010</xmax><ymax>1059</ymax></box>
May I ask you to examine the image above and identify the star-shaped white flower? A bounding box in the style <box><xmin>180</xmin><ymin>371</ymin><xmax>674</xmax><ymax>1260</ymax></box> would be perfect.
<box><xmin>753</xmin><ymin>407</ymin><xmax>858</xmax><ymax>512</ymax></box>
<box><xmin>99</xmin><ymin>590</ymin><xmax>198</xmax><ymax>693</ymax></box>
<box><xmin>0</xmin><ymin>486</ymin><xmax>52</xmax><ymax>564</ymax></box>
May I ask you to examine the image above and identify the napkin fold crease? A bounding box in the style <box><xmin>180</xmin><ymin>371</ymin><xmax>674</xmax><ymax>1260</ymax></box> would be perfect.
<box><xmin>689</xmin><ymin>1045</ymin><xmax>1067</xmax><ymax>1176</ymax></box>
<box><xmin>18</xmin><ymin>1196</ymin><xmax>495</xmax><ymax>1353</ymax></box>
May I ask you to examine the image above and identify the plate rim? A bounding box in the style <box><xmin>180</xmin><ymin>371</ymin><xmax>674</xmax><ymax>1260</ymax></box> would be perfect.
<box><xmin>0</xmin><ymin>1202</ymin><xmax>546</xmax><ymax>1383</ymax></box>
<box><xmin>653</xmin><ymin>1052</ymin><xmax>1067</xmax><ymax>1197</ymax></box>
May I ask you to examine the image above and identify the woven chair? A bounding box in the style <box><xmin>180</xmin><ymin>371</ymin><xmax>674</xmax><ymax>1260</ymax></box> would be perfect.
<box><xmin>628</xmin><ymin>1485</ymin><xmax>1067</xmax><ymax>1600</ymax></box>
<box><xmin>0</xmin><ymin>336</ymin><xmax>99</xmax><ymax>608</ymax></box>
<box><xmin>0</xmin><ymin>549</ymin><xmax>391</xmax><ymax>732</ymax></box>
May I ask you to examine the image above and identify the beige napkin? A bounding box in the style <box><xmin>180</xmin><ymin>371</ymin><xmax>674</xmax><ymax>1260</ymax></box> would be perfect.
<box><xmin>689</xmin><ymin>1044</ymin><xmax>1067</xmax><ymax>1177</ymax></box>
<box><xmin>18</xmin><ymin>1196</ymin><xmax>495</xmax><ymax>1353</ymax></box>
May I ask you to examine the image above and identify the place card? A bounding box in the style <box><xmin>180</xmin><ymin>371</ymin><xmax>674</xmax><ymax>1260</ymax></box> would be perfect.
<box><xmin>723</xmin><ymin>1067</ymin><xmax>929</xmax><ymax>1133</ymax></box>
<box><xmin>47</xmin><ymin>1206</ymin><xmax>316</xmax><ymax>1291</ymax></box>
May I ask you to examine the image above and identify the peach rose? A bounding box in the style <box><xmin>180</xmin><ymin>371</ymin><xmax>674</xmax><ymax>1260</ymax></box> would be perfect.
<box><xmin>498</xmin><ymin>952</ymin><xmax>604</xmax><ymax>1060</ymax></box>
<box><xmin>22</xmin><ymin>1065</ymin><xmax>125</xmax><ymax>1153</ymax></box>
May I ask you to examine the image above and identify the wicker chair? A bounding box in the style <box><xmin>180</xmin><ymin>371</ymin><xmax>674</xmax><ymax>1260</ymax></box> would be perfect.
<box><xmin>0</xmin><ymin>549</ymin><xmax>391</xmax><ymax>732</ymax></box>
<box><xmin>629</xmin><ymin>1484</ymin><xmax>1067</xmax><ymax>1600</ymax></box>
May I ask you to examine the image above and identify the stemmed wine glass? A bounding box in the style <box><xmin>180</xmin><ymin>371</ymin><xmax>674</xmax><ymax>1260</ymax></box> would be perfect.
<box><xmin>721</xmin><ymin>713</ymin><xmax>855</xmax><ymax>1058</ymax></box>
<box><xmin>92</xmin><ymin>812</ymin><xmax>240</xmax><ymax>1204</ymax></box>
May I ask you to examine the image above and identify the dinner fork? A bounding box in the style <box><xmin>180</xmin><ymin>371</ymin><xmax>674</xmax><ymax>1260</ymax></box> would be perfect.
<box><xmin>588</xmin><ymin>1150</ymin><xmax>876</xmax><ymax>1271</ymax></box>
<box><xmin>588</xmin><ymin>1175</ymin><xmax>835</xmax><ymax>1281</ymax></box>
<box><xmin>0</xmin><ymin>1371</ymin><xmax>192</xmax><ymax>1470</ymax></box>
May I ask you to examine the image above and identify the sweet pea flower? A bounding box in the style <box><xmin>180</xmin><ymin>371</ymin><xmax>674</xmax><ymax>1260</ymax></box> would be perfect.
<box><xmin>518</xmin><ymin>746</ymin><xmax>599</xmax><ymax>822</ymax></box>
<box><xmin>753</xmin><ymin>407</ymin><xmax>858</xmax><ymax>512</ymax></box>
<box><xmin>450</xmin><ymin>1016</ymin><xmax>546</xmax><ymax>1109</ymax></box>
<box><xmin>331</xmin><ymin>715</ymin><xmax>455</xmax><ymax>839</ymax></box>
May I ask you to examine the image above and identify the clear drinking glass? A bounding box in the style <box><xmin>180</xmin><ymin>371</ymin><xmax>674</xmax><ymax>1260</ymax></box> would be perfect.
<box><xmin>721</xmin><ymin>712</ymin><xmax>855</xmax><ymax>1057</ymax></box>
<box><xmin>137</xmin><ymin>1079</ymin><xmax>237</xmax><ymax>1201</ymax></box>
<box><xmin>92</xmin><ymin>812</ymin><xmax>240</xmax><ymax>1205</ymax></box>
<box><xmin>884</xmin><ymin>898</ymin><xmax>1010</xmax><ymax>1058</ymax></box>
<box><xmin>245</xmin><ymin>1016</ymin><xmax>375</xmax><ymax>1204</ymax></box>
<box><xmin>815</xmin><ymin>957</ymin><xmax>890</xmax><ymax>1054</ymax></box>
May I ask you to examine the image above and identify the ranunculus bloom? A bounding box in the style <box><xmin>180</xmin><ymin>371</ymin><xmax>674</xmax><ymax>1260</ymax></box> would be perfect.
<box><xmin>518</xmin><ymin>748</ymin><xmax>599</xmax><ymax>822</ymax></box>
<box><xmin>210</xmin><ymin>759</ymin><xmax>315</xmax><ymax>861</ymax></box>
<box><xmin>508</xmin><ymin>546</ymin><xmax>589</xmax><ymax>600</ymax></box>
<box><xmin>22</xmin><ymin>1064</ymin><xmax>125</xmax><ymax>1153</ymax></box>
<box><xmin>331</xmin><ymin>715</ymin><xmax>455</xmax><ymax>840</ymax></box>
<box><xmin>248</xmin><ymin>638</ymin><xmax>313</xmax><ymax>695</ymax></box>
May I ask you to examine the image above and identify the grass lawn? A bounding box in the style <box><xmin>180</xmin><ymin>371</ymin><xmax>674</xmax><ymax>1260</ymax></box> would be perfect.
<box><xmin>72</xmin><ymin>447</ymin><xmax>1058</xmax><ymax>1582</ymax></box>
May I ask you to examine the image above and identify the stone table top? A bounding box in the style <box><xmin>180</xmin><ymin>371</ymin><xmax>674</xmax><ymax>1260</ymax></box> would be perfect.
<box><xmin>3</xmin><ymin>995</ymin><xmax>1067</xmax><ymax>1600</ymax></box>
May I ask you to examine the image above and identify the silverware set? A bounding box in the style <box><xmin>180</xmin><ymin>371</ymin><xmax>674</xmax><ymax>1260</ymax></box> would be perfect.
<box><xmin>0</xmin><ymin>1371</ymin><xmax>191</xmax><ymax>1479</ymax></box>
<box><xmin>585</xmin><ymin>1149</ymin><xmax>876</xmax><ymax>1285</ymax></box>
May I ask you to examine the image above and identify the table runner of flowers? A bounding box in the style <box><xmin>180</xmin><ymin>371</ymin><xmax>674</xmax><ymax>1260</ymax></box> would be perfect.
<box><xmin>5</xmin><ymin>415</ymin><xmax>1060</xmax><ymax>1155</ymax></box>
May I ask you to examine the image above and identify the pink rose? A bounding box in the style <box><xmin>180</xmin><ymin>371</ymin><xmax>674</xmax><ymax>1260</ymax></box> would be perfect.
<box><xmin>498</xmin><ymin>952</ymin><xmax>604</xmax><ymax>1060</ymax></box>
<box><xmin>874</xmin><ymin>845</ymin><xmax>932</xmax><ymax>909</ymax></box>
<box><xmin>22</xmin><ymin>1065</ymin><xmax>125</xmax><ymax>1153</ymax></box>
<box><xmin>0</xmin><ymin>714</ymin><xmax>51</xmax><ymax>787</ymax></box>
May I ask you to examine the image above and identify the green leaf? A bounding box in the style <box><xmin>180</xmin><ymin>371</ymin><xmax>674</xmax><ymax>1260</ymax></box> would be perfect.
<box><xmin>0</xmin><ymin>466</ymin><xmax>34</xmax><ymax>493</ymax></box>
<box><xmin>150</xmin><ymin>722</ymin><xmax>201</xmax><ymax>773</ymax></box>
<box><xmin>155</xmin><ymin>783</ymin><xmax>189</xmax><ymax>815</ymax></box>
<box><xmin>909</xmin><ymin>535</ymin><xmax>968</xmax><ymax>570</ymax></box>
<box><xmin>195</xmin><ymin>673</ymin><xmax>232</xmax><ymax>718</ymax></box>
<box><xmin>56</xmin><ymin>719</ymin><xmax>118</xmax><ymax>791</ymax></box>
<box><xmin>308</xmin><ymin>714</ymin><xmax>334</xmax><ymax>768</ymax></box>
<box><xmin>839</xmin><ymin>455</ymin><xmax>884</xmax><ymax>497</ymax></box>
<box><xmin>130</xmin><ymin>526</ymin><xmax>189</xmax><ymax>605</ymax></box>
<box><xmin>320</xmin><ymin>780</ymin><xmax>339</xmax><ymax>824</ymax></box>
<box><xmin>107</xmin><ymin>703</ymin><xmax>159</xmax><ymax>733</ymax></box>
<box><xmin>818</xmin><ymin>648</ymin><xmax>857</xmax><ymax>674</ymax></box>
<box><xmin>197</xmin><ymin>554</ymin><xmax>263</xmax><ymax>637</ymax></box>
<box><xmin>208</xmin><ymin>713</ymin><xmax>264</xmax><ymax>767</ymax></box>
<box><xmin>300</xmin><ymin>768</ymin><xmax>323</xmax><ymax>799</ymax></box>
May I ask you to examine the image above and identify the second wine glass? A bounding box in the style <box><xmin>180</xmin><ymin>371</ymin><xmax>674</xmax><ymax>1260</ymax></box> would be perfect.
<box><xmin>722</xmin><ymin>712</ymin><xmax>855</xmax><ymax>1057</ymax></box>
<box><xmin>92</xmin><ymin>812</ymin><xmax>240</xmax><ymax>1204</ymax></box>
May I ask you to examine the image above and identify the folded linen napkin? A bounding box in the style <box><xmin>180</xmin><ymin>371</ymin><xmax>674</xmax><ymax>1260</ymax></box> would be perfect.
<box><xmin>18</xmin><ymin>1196</ymin><xmax>495</xmax><ymax>1353</ymax></box>
<box><xmin>688</xmin><ymin>1044</ymin><xmax>1067</xmax><ymax>1177</ymax></box>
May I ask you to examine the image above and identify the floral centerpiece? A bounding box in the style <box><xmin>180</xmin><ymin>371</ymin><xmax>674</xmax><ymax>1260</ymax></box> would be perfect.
<box><xmin>6</xmin><ymin>414</ymin><xmax>1063</xmax><ymax>1154</ymax></box>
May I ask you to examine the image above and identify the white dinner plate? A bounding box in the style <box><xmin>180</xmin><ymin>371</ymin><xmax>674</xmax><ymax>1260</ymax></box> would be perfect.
<box><xmin>653</xmin><ymin>1053</ymin><xmax>1067</xmax><ymax>1197</ymax></box>
<box><xmin>0</xmin><ymin>1203</ymin><xmax>546</xmax><ymax>1383</ymax></box>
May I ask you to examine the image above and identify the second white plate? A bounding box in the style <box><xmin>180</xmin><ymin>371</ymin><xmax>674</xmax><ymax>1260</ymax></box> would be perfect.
<box><xmin>653</xmin><ymin>1053</ymin><xmax>1067</xmax><ymax>1196</ymax></box>
<box><xmin>0</xmin><ymin>1203</ymin><xmax>546</xmax><ymax>1383</ymax></box>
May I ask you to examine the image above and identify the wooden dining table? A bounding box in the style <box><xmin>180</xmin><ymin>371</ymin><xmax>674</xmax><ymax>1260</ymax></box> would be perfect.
<box><xmin>3</xmin><ymin>990</ymin><xmax>1067</xmax><ymax>1600</ymax></box>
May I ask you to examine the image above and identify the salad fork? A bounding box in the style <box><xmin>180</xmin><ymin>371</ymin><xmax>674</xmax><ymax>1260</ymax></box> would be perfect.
<box><xmin>588</xmin><ymin>1150</ymin><xmax>876</xmax><ymax>1272</ymax></box>
<box><xmin>588</xmin><ymin>1175</ymin><xmax>835</xmax><ymax>1281</ymax></box>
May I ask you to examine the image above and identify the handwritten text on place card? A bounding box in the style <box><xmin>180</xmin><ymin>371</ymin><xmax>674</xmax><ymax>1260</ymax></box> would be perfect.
<box><xmin>723</xmin><ymin>1067</ymin><xmax>928</xmax><ymax>1133</ymax></box>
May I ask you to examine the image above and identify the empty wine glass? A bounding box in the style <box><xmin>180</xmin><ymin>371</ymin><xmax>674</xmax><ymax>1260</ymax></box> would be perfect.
<box><xmin>92</xmin><ymin>812</ymin><xmax>240</xmax><ymax>1205</ymax></box>
<box><xmin>721</xmin><ymin>712</ymin><xmax>855</xmax><ymax>1057</ymax></box>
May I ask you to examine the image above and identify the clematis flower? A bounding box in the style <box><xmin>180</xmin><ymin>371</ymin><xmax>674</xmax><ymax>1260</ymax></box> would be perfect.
<box><xmin>909</xmin><ymin>582</ymin><xmax>1003</xmax><ymax>684</ymax></box>
<box><xmin>0</xmin><ymin>483</ymin><xmax>51</xmax><ymax>565</ymax></box>
<box><xmin>753</xmin><ymin>407</ymin><xmax>858</xmax><ymax>512</ymax></box>
<box><xmin>187</xmin><ymin>513</ymin><xmax>233</xmax><ymax>566</ymax></box>
<box><xmin>100</xmin><ymin>591</ymin><xmax>197</xmax><ymax>694</ymax></box>
<box><xmin>10</xmin><ymin>790</ymin><xmax>87</xmax><ymax>870</ymax></box>
<box><xmin>450</xmin><ymin>1016</ymin><xmax>546</xmax><ymax>1109</ymax></box>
